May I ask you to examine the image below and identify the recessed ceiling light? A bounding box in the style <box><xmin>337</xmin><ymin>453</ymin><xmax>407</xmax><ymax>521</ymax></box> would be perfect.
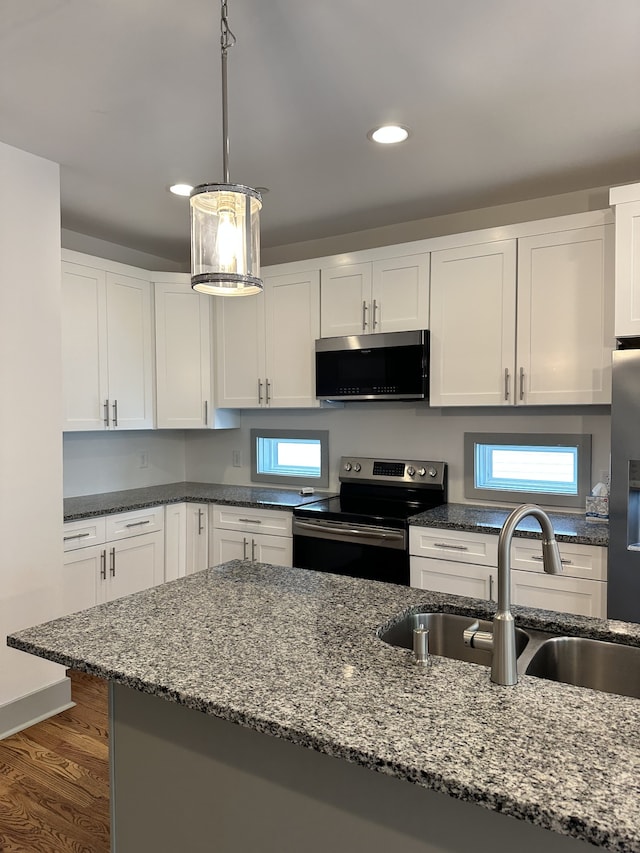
<box><xmin>367</xmin><ymin>125</ymin><xmax>410</xmax><ymax>144</ymax></box>
<box><xmin>169</xmin><ymin>183</ymin><xmax>193</xmax><ymax>197</ymax></box>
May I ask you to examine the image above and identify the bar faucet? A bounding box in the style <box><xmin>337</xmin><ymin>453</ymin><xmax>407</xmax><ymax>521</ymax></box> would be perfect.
<box><xmin>463</xmin><ymin>504</ymin><xmax>563</xmax><ymax>686</ymax></box>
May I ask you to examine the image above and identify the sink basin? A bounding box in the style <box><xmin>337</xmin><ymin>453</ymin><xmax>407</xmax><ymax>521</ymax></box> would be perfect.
<box><xmin>379</xmin><ymin>611</ymin><xmax>529</xmax><ymax>667</ymax></box>
<box><xmin>525</xmin><ymin>636</ymin><xmax>640</xmax><ymax>699</ymax></box>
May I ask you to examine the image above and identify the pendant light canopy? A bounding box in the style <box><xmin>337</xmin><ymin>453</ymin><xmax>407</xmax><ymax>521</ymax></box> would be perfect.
<box><xmin>190</xmin><ymin>0</ymin><xmax>262</xmax><ymax>297</ymax></box>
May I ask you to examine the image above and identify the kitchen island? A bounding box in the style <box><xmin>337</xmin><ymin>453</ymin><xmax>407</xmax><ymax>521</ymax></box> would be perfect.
<box><xmin>8</xmin><ymin>561</ymin><xmax>640</xmax><ymax>853</ymax></box>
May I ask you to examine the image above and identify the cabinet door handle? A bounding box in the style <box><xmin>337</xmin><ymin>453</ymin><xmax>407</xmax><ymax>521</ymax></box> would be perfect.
<box><xmin>63</xmin><ymin>532</ymin><xmax>91</xmax><ymax>541</ymax></box>
<box><xmin>198</xmin><ymin>509</ymin><xmax>204</xmax><ymax>535</ymax></box>
<box><xmin>372</xmin><ymin>299</ymin><xmax>378</xmax><ymax>329</ymax></box>
<box><xmin>110</xmin><ymin>547</ymin><xmax>116</xmax><ymax>577</ymax></box>
<box><xmin>112</xmin><ymin>399</ymin><xmax>119</xmax><ymax>427</ymax></box>
<box><xmin>519</xmin><ymin>367</ymin><xmax>525</xmax><ymax>401</ymax></box>
<box><xmin>532</xmin><ymin>555</ymin><xmax>572</xmax><ymax>565</ymax></box>
<box><xmin>104</xmin><ymin>399</ymin><xmax>110</xmax><ymax>427</ymax></box>
<box><xmin>242</xmin><ymin>537</ymin><xmax>248</xmax><ymax>560</ymax></box>
<box><xmin>125</xmin><ymin>520</ymin><xmax>150</xmax><ymax>528</ymax></box>
<box><xmin>257</xmin><ymin>379</ymin><xmax>263</xmax><ymax>404</ymax></box>
<box><xmin>265</xmin><ymin>379</ymin><xmax>271</xmax><ymax>405</ymax></box>
<box><xmin>251</xmin><ymin>539</ymin><xmax>257</xmax><ymax>561</ymax></box>
<box><xmin>433</xmin><ymin>542</ymin><xmax>469</xmax><ymax>551</ymax></box>
<box><xmin>238</xmin><ymin>518</ymin><xmax>261</xmax><ymax>524</ymax></box>
<box><xmin>362</xmin><ymin>300</ymin><xmax>368</xmax><ymax>331</ymax></box>
<box><xmin>489</xmin><ymin>574</ymin><xmax>494</xmax><ymax>601</ymax></box>
<box><xmin>204</xmin><ymin>400</ymin><xmax>209</xmax><ymax>425</ymax></box>
<box><xmin>504</xmin><ymin>368</ymin><xmax>510</xmax><ymax>401</ymax></box>
<box><xmin>100</xmin><ymin>550</ymin><xmax>107</xmax><ymax>580</ymax></box>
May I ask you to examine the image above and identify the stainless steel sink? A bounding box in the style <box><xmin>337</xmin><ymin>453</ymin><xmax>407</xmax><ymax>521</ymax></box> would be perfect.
<box><xmin>524</xmin><ymin>636</ymin><xmax>640</xmax><ymax>699</ymax></box>
<box><xmin>379</xmin><ymin>611</ymin><xmax>529</xmax><ymax>667</ymax></box>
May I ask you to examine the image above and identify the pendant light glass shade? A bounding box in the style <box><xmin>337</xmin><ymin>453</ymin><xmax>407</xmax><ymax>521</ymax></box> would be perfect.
<box><xmin>190</xmin><ymin>182</ymin><xmax>262</xmax><ymax>296</ymax></box>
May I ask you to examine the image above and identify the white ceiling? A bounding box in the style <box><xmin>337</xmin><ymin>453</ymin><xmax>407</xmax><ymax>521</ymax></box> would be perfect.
<box><xmin>2</xmin><ymin>0</ymin><xmax>639</xmax><ymax>264</ymax></box>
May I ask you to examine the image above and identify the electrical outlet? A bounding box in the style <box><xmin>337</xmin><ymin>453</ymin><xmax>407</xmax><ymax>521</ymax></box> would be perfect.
<box><xmin>232</xmin><ymin>449</ymin><xmax>242</xmax><ymax>468</ymax></box>
<box><xmin>139</xmin><ymin>450</ymin><xmax>149</xmax><ymax>469</ymax></box>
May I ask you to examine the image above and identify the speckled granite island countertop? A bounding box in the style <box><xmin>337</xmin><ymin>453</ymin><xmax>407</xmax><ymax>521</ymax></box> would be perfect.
<box><xmin>410</xmin><ymin>502</ymin><xmax>609</xmax><ymax>547</ymax></box>
<box><xmin>8</xmin><ymin>562</ymin><xmax>640</xmax><ymax>851</ymax></box>
<box><xmin>63</xmin><ymin>481</ymin><xmax>332</xmax><ymax>521</ymax></box>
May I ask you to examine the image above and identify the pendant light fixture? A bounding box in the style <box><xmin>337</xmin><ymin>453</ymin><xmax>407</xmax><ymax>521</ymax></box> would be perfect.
<box><xmin>190</xmin><ymin>0</ymin><xmax>262</xmax><ymax>297</ymax></box>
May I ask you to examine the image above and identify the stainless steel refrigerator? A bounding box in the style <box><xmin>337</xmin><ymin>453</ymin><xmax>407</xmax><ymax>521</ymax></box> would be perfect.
<box><xmin>609</xmin><ymin>345</ymin><xmax>640</xmax><ymax>622</ymax></box>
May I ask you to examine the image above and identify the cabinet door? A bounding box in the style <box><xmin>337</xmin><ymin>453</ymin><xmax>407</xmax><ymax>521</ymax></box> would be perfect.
<box><xmin>164</xmin><ymin>502</ymin><xmax>187</xmax><ymax>582</ymax></box>
<box><xmin>61</xmin><ymin>263</ymin><xmax>109</xmax><ymax>430</ymax></box>
<box><xmin>264</xmin><ymin>270</ymin><xmax>320</xmax><ymax>408</ymax></box>
<box><xmin>613</xmin><ymin>199</ymin><xmax>640</xmax><ymax>337</ymax></box>
<box><xmin>410</xmin><ymin>556</ymin><xmax>496</xmax><ymax>601</ymax></box>
<box><xmin>186</xmin><ymin>503</ymin><xmax>209</xmax><ymax>574</ymax></box>
<box><xmin>105</xmin><ymin>531</ymin><xmax>164</xmax><ymax>603</ymax></box>
<box><xmin>210</xmin><ymin>528</ymin><xmax>250</xmax><ymax>565</ymax></box>
<box><xmin>155</xmin><ymin>282</ymin><xmax>211</xmax><ymax>428</ymax></box>
<box><xmin>251</xmin><ymin>533</ymin><xmax>292</xmax><ymax>567</ymax></box>
<box><xmin>429</xmin><ymin>241</ymin><xmax>517</xmax><ymax>406</ymax></box>
<box><xmin>215</xmin><ymin>290</ymin><xmax>265</xmax><ymax>407</ymax></box>
<box><xmin>372</xmin><ymin>254</ymin><xmax>429</xmax><ymax>333</ymax></box>
<box><xmin>510</xmin><ymin>569</ymin><xmax>606</xmax><ymax>618</ymax></box>
<box><xmin>517</xmin><ymin>225</ymin><xmax>614</xmax><ymax>405</ymax></box>
<box><xmin>320</xmin><ymin>263</ymin><xmax>372</xmax><ymax>337</ymax></box>
<box><xmin>105</xmin><ymin>273</ymin><xmax>154</xmax><ymax>429</ymax></box>
<box><xmin>62</xmin><ymin>546</ymin><xmax>103</xmax><ymax>616</ymax></box>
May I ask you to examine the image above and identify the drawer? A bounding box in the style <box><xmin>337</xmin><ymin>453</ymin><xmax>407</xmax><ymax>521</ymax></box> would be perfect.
<box><xmin>211</xmin><ymin>505</ymin><xmax>292</xmax><ymax>537</ymax></box>
<box><xmin>105</xmin><ymin>506</ymin><xmax>165</xmax><ymax>541</ymax></box>
<box><xmin>511</xmin><ymin>569</ymin><xmax>607</xmax><ymax>619</ymax></box>
<box><xmin>409</xmin><ymin>526</ymin><xmax>498</xmax><ymax>567</ymax></box>
<box><xmin>510</xmin><ymin>538</ymin><xmax>607</xmax><ymax>581</ymax></box>
<box><xmin>63</xmin><ymin>516</ymin><xmax>106</xmax><ymax>551</ymax></box>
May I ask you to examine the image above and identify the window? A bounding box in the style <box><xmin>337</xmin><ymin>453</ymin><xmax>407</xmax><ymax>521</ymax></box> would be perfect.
<box><xmin>464</xmin><ymin>433</ymin><xmax>591</xmax><ymax>507</ymax></box>
<box><xmin>250</xmin><ymin>429</ymin><xmax>329</xmax><ymax>488</ymax></box>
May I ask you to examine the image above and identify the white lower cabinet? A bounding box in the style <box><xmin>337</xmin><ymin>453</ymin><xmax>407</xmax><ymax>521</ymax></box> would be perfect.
<box><xmin>62</xmin><ymin>508</ymin><xmax>165</xmax><ymax>615</ymax></box>
<box><xmin>409</xmin><ymin>525</ymin><xmax>607</xmax><ymax>618</ymax></box>
<box><xmin>209</xmin><ymin>505</ymin><xmax>292</xmax><ymax>568</ymax></box>
<box><xmin>186</xmin><ymin>503</ymin><xmax>209</xmax><ymax>575</ymax></box>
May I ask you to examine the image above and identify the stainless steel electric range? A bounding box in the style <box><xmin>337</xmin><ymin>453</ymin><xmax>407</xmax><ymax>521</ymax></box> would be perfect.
<box><xmin>292</xmin><ymin>456</ymin><xmax>447</xmax><ymax>585</ymax></box>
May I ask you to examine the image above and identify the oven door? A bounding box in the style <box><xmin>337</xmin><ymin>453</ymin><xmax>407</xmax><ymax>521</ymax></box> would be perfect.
<box><xmin>292</xmin><ymin>518</ymin><xmax>409</xmax><ymax>585</ymax></box>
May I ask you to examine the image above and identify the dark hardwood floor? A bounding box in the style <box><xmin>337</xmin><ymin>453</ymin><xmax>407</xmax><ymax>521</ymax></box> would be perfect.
<box><xmin>0</xmin><ymin>670</ymin><xmax>110</xmax><ymax>852</ymax></box>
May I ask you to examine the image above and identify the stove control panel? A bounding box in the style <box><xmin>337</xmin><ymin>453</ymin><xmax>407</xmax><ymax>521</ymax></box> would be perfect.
<box><xmin>339</xmin><ymin>457</ymin><xmax>446</xmax><ymax>488</ymax></box>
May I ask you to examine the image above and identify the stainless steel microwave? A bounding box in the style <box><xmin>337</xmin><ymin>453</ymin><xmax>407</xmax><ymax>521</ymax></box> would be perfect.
<box><xmin>315</xmin><ymin>330</ymin><xmax>429</xmax><ymax>401</ymax></box>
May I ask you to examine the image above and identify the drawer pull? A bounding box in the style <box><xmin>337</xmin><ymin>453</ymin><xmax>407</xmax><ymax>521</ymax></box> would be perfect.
<box><xmin>125</xmin><ymin>520</ymin><xmax>151</xmax><ymax>528</ymax></box>
<box><xmin>433</xmin><ymin>542</ymin><xmax>469</xmax><ymax>551</ymax></box>
<box><xmin>532</xmin><ymin>554</ymin><xmax>572</xmax><ymax>565</ymax></box>
<box><xmin>238</xmin><ymin>518</ymin><xmax>261</xmax><ymax>524</ymax></box>
<box><xmin>100</xmin><ymin>550</ymin><xmax>107</xmax><ymax>580</ymax></box>
<box><xmin>110</xmin><ymin>547</ymin><xmax>116</xmax><ymax>577</ymax></box>
<box><xmin>63</xmin><ymin>532</ymin><xmax>91</xmax><ymax>541</ymax></box>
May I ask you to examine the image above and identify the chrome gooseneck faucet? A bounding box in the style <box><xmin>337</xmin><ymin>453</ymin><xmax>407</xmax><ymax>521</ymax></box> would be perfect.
<box><xmin>464</xmin><ymin>504</ymin><xmax>563</xmax><ymax>685</ymax></box>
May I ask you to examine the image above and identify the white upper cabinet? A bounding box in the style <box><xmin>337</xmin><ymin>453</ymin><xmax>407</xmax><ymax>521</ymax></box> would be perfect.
<box><xmin>62</xmin><ymin>255</ymin><xmax>154</xmax><ymax>430</ymax></box>
<box><xmin>429</xmin><ymin>215</ymin><xmax>614</xmax><ymax>407</ymax></box>
<box><xmin>154</xmin><ymin>277</ymin><xmax>238</xmax><ymax>429</ymax></box>
<box><xmin>215</xmin><ymin>268</ymin><xmax>320</xmax><ymax>408</ymax></box>
<box><xmin>320</xmin><ymin>252</ymin><xmax>429</xmax><ymax>338</ymax></box>
<box><xmin>609</xmin><ymin>183</ymin><xmax>640</xmax><ymax>337</ymax></box>
<box><xmin>517</xmin><ymin>224</ymin><xmax>614</xmax><ymax>405</ymax></box>
<box><xmin>430</xmin><ymin>240</ymin><xmax>517</xmax><ymax>407</ymax></box>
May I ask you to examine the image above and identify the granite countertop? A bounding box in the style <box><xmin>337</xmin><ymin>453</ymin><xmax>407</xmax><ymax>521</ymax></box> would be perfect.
<box><xmin>410</xmin><ymin>502</ymin><xmax>609</xmax><ymax>547</ymax></box>
<box><xmin>63</xmin><ymin>482</ymin><xmax>333</xmax><ymax>521</ymax></box>
<box><xmin>8</xmin><ymin>562</ymin><xmax>640</xmax><ymax>852</ymax></box>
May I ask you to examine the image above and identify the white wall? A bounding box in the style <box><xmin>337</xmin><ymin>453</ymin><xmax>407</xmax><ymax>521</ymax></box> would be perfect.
<box><xmin>184</xmin><ymin>405</ymin><xmax>611</xmax><ymax>507</ymax></box>
<box><xmin>63</xmin><ymin>430</ymin><xmax>187</xmax><ymax>497</ymax></box>
<box><xmin>0</xmin><ymin>142</ymin><xmax>68</xmax><ymax>719</ymax></box>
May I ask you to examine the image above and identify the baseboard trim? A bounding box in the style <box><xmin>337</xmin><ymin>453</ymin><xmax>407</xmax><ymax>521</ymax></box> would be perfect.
<box><xmin>0</xmin><ymin>677</ymin><xmax>73</xmax><ymax>739</ymax></box>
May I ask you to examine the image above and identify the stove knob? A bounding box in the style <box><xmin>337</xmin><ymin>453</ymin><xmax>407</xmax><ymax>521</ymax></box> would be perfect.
<box><xmin>418</xmin><ymin>467</ymin><xmax>426</xmax><ymax>477</ymax></box>
<box><xmin>353</xmin><ymin>463</ymin><xmax>362</xmax><ymax>472</ymax></box>
<box><xmin>428</xmin><ymin>467</ymin><xmax>438</xmax><ymax>478</ymax></box>
<box><xmin>406</xmin><ymin>466</ymin><xmax>416</xmax><ymax>477</ymax></box>
<box><xmin>344</xmin><ymin>462</ymin><xmax>352</xmax><ymax>472</ymax></box>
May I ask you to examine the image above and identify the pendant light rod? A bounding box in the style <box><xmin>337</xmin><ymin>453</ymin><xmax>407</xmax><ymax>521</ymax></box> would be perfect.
<box><xmin>220</xmin><ymin>0</ymin><xmax>236</xmax><ymax>184</ymax></box>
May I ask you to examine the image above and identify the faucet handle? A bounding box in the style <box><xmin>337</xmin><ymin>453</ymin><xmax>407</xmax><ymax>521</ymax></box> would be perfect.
<box><xmin>413</xmin><ymin>627</ymin><xmax>430</xmax><ymax>666</ymax></box>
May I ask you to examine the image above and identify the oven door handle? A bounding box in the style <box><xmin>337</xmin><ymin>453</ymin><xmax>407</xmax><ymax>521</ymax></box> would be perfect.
<box><xmin>293</xmin><ymin>518</ymin><xmax>405</xmax><ymax>543</ymax></box>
